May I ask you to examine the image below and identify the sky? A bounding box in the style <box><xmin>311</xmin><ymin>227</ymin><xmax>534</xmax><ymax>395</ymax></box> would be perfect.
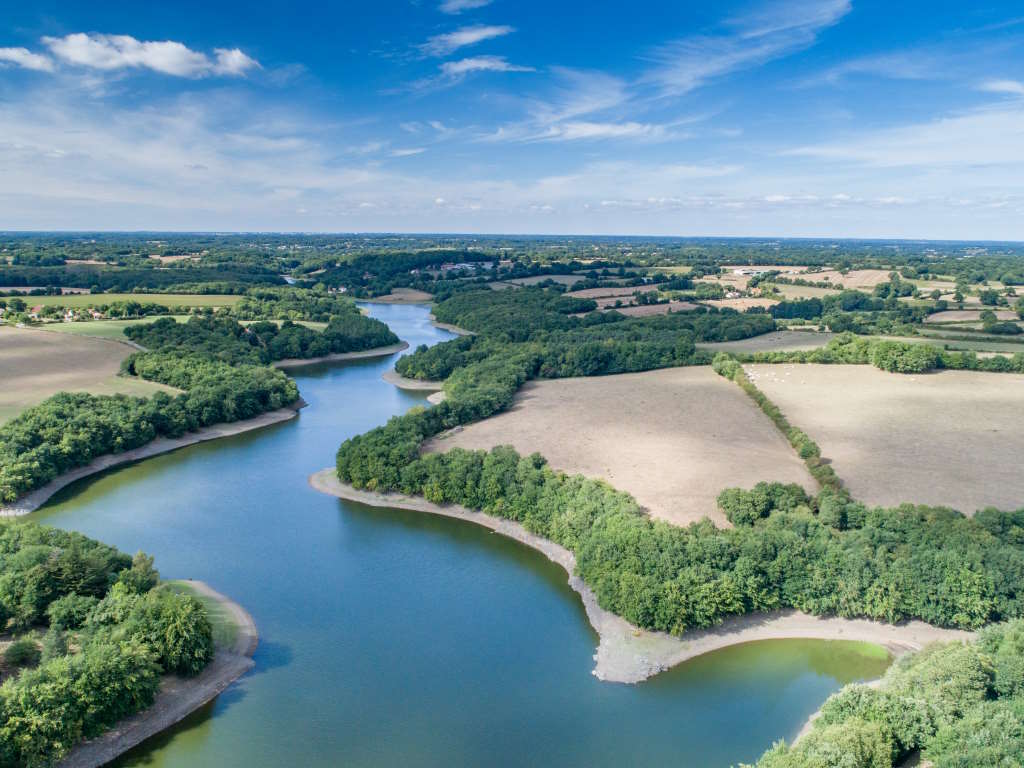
<box><xmin>1</xmin><ymin>0</ymin><xmax>1023</xmax><ymax>239</ymax></box>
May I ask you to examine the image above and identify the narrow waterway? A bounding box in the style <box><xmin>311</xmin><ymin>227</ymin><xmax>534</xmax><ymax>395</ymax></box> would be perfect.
<box><xmin>34</xmin><ymin>303</ymin><xmax>889</xmax><ymax>767</ymax></box>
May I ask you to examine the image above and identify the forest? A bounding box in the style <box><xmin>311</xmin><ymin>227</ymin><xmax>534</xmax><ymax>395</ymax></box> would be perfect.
<box><xmin>747</xmin><ymin>619</ymin><xmax>1024</xmax><ymax>767</ymax></box>
<box><xmin>0</xmin><ymin>521</ymin><xmax>213</xmax><ymax>767</ymax></box>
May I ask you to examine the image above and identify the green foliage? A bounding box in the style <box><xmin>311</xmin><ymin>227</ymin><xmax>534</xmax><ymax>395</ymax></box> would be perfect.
<box><xmin>0</xmin><ymin>520</ymin><xmax>215</xmax><ymax>766</ymax></box>
<box><xmin>4</xmin><ymin>637</ymin><xmax>41</xmax><ymax>668</ymax></box>
<box><xmin>749</xmin><ymin>621</ymin><xmax>1024</xmax><ymax>768</ymax></box>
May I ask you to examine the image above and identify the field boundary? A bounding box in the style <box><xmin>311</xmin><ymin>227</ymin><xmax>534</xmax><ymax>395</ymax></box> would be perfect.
<box><xmin>712</xmin><ymin>354</ymin><xmax>845</xmax><ymax>494</ymax></box>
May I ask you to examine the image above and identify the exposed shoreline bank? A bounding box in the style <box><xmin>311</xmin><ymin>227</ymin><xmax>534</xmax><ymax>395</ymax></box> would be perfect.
<box><xmin>274</xmin><ymin>341</ymin><xmax>409</xmax><ymax>369</ymax></box>
<box><xmin>58</xmin><ymin>580</ymin><xmax>258</xmax><ymax>768</ymax></box>
<box><xmin>1</xmin><ymin>404</ymin><xmax>304</xmax><ymax>517</ymax></box>
<box><xmin>309</xmin><ymin>470</ymin><xmax>971</xmax><ymax>684</ymax></box>
<box><xmin>429</xmin><ymin>315</ymin><xmax>474</xmax><ymax>336</ymax></box>
<box><xmin>381</xmin><ymin>369</ymin><xmax>444</xmax><ymax>390</ymax></box>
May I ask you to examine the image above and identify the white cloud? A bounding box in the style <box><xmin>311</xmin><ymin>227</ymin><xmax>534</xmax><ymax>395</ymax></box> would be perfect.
<box><xmin>41</xmin><ymin>33</ymin><xmax>258</xmax><ymax>78</ymax></box>
<box><xmin>0</xmin><ymin>47</ymin><xmax>54</xmax><ymax>72</ymax></box>
<box><xmin>440</xmin><ymin>55</ymin><xmax>533</xmax><ymax>77</ymax></box>
<box><xmin>787</xmin><ymin>104</ymin><xmax>1024</xmax><ymax>167</ymax></box>
<box><xmin>422</xmin><ymin>25</ymin><xmax>514</xmax><ymax>56</ymax></box>
<box><xmin>647</xmin><ymin>0</ymin><xmax>850</xmax><ymax>94</ymax></box>
<box><xmin>439</xmin><ymin>0</ymin><xmax>493</xmax><ymax>14</ymax></box>
<box><xmin>978</xmin><ymin>79</ymin><xmax>1024</xmax><ymax>96</ymax></box>
<box><xmin>391</xmin><ymin>147</ymin><xmax>426</xmax><ymax>157</ymax></box>
<box><xmin>213</xmin><ymin>48</ymin><xmax>261</xmax><ymax>76</ymax></box>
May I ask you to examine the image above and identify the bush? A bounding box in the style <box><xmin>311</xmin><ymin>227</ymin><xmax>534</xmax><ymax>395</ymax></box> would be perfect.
<box><xmin>45</xmin><ymin>594</ymin><xmax>99</xmax><ymax>630</ymax></box>
<box><xmin>3</xmin><ymin>637</ymin><xmax>40</xmax><ymax>668</ymax></box>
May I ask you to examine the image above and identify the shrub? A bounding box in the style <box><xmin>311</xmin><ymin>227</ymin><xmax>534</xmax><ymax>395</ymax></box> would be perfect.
<box><xmin>4</xmin><ymin>637</ymin><xmax>41</xmax><ymax>668</ymax></box>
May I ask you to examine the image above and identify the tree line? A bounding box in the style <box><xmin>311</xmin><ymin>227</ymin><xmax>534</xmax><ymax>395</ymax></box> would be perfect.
<box><xmin>0</xmin><ymin>521</ymin><xmax>213</xmax><ymax>767</ymax></box>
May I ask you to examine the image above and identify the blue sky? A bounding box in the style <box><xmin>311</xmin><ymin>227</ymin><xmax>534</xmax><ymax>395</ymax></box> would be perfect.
<box><xmin>1</xmin><ymin>0</ymin><xmax>1023</xmax><ymax>238</ymax></box>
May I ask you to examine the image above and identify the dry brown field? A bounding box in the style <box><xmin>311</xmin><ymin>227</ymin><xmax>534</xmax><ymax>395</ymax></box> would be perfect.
<box><xmin>505</xmin><ymin>275</ymin><xmax>582</xmax><ymax>287</ymax></box>
<box><xmin>703</xmin><ymin>297</ymin><xmax>779</xmax><ymax>311</ymax></box>
<box><xmin>603</xmin><ymin>301</ymin><xmax>700</xmax><ymax>317</ymax></box>
<box><xmin>365</xmin><ymin>288</ymin><xmax>433</xmax><ymax>303</ymax></box>
<box><xmin>566</xmin><ymin>285</ymin><xmax>659</xmax><ymax>299</ymax></box>
<box><xmin>0</xmin><ymin>326</ymin><xmax>175</xmax><ymax>423</ymax></box>
<box><xmin>424</xmin><ymin>367</ymin><xmax>815</xmax><ymax>528</ymax></box>
<box><xmin>744</xmin><ymin>363</ymin><xmax>1024</xmax><ymax>514</ymax></box>
<box><xmin>803</xmin><ymin>269</ymin><xmax>893</xmax><ymax>289</ymax></box>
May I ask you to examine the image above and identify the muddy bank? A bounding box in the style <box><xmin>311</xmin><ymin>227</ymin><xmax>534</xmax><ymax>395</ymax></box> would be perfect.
<box><xmin>1</xmin><ymin>404</ymin><xmax>303</xmax><ymax>517</ymax></box>
<box><xmin>274</xmin><ymin>341</ymin><xmax>409</xmax><ymax>369</ymax></box>
<box><xmin>429</xmin><ymin>315</ymin><xmax>474</xmax><ymax>336</ymax></box>
<box><xmin>308</xmin><ymin>470</ymin><xmax>971</xmax><ymax>684</ymax></box>
<box><xmin>381</xmin><ymin>369</ymin><xmax>444</xmax><ymax>391</ymax></box>
<box><xmin>58</xmin><ymin>580</ymin><xmax>258</xmax><ymax>768</ymax></box>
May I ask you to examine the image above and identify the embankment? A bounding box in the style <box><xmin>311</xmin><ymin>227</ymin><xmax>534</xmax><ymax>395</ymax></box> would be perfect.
<box><xmin>274</xmin><ymin>341</ymin><xmax>409</xmax><ymax>369</ymax></box>
<box><xmin>309</xmin><ymin>470</ymin><xmax>970</xmax><ymax>684</ymax></box>
<box><xmin>58</xmin><ymin>580</ymin><xmax>258</xmax><ymax>768</ymax></box>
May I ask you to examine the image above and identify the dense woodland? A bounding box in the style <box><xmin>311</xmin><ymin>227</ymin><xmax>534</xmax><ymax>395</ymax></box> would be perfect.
<box><xmin>0</xmin><ymin>291</ymin><xmax>397</xmax><ymax>503</ymax></box>
<box><xmin>0</xmin><ymin>522</ymin><xmax>213</xmax><ymax>767</ymax></box>
<box><xmin>747</xmin><ymin>619</ymin><xmax>1024</xmax><ymax>767</ymax></box>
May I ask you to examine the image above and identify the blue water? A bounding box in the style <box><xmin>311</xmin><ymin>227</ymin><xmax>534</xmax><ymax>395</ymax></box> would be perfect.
<box><xmin>34</xmin><ymin>303</ymin><xmax>888</xmax><ymax>767</ymax></box>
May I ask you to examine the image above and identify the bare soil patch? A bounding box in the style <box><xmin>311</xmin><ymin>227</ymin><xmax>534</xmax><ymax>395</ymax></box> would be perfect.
<box><xmin>745</xmin><ymin>364</ymin><xmax>1024</xmax><ymax>514</ymax></box>
<box><xmin>0</xmin><ymin>326</ymin><xmax>173</xmax><ymax>423</ymax></box>
<box><xmin>424</xmin><ymin>367</ymin><xmax>815</xmax><ymax>527</ymax></box>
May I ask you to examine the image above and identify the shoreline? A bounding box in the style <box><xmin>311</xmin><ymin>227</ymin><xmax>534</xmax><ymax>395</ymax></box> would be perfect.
<box><xmin>309</xmin><ymin>470</ymin><xmax>972</xmax><ymax>684</ymax></box>
<box><xmin>273</xmin><ymin>341</ymin><xmax>409</xmax><ymax>369</ymax></box>
<box><xmin>429</xmin><ymin>315</ymin><xmax>474</xmax><ymax>336</ymax></box>
<box><xmin>381</xmin><ymin>369</ymin><xmax>444</xmax><ymax>391</ymax></box>
<box><xmin>58</xmin><ymin>580</ymin><xmax>258</xmax><ymax>768</ymax></box>
<box><xmin>1</xmin><ymin>404</ymin><xmax>304</xmax><ymax>517</ymax></box>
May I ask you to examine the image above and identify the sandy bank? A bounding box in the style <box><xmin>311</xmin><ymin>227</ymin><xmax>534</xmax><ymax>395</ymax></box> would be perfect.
<box><xmin>381</xmin><ymin>369</ymin><xmax>444</xmax><ymax>391</ymax></box>
<box><xmin>309</xmin><ymin>470</ymin><xmax>970</xmax><ymax>684</ymax></box>
<box><xmin>59</xmin><ymin>580</ymin><xmax>258</xmax><ymax>768</ymax></box>
<box><xmin>1</xmin><ymin>404</ymin><xmax>303</xmax><ymax>517</ymax></box>
<box><xmin>273</xmin><ymin>341</ymin><xmax>409</xmax><ymax>369</ymax></box>
<box><xmin>429</xmin><ymin>315</ymin><xmax>474</xmax><ymax>336</ymax></box>
<box><xmin>427</xmin><ymin>391</ymin><xmax>446</xmax><ymax>405</ymax></box>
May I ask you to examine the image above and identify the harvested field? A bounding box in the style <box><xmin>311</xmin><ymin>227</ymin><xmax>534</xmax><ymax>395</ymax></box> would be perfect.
<box><xmin>603</xmin><ymin>301</ymin><xmax>699</xmax><ymax>317</ymax></box>
<box><xmin>424</xmin><ymin>367</ymin><xmax>816</xmax><ymax>528</ymax></box>
<box><xmin>698</xmin><ymin>330</ymin><xmax>834</xmax><ymax>354</ymax></box>
<box><xmin>566</xmin><ymin>285</ymin><xmax>659</xmax><ymax>299</ymax></box>
<box><xmin>703</xmin><ymin>297</ymin><xmax>779</xmax><ymax>311</ymax></box>
<box><xmin>0</xmin><ymin>326</ymin><xmax>174</xmax><ymax>423</ymax></box>
<box><xmin>924</xmin><ymin>309</ymin><xmax>1017</xmax><ymax>323</ymax></box>
<box><xmin>802</xmin><ymin>269</ymin><xmax>892</xmax><ymax>289</ymax></box>
<box><xmin>504</xmin><ymin>275</ymin><xmax>583</xmax><ymax>287</ymax></box>
<box><xmin>744</xmin><ymin>364</ymin><xmax>1024</xmax><ymax>514</ymax></box>
<box><xmin>25</xmin><ymin>293</ymin><xmax>241</xmax><ymax>308</ymax></box>
<box><xmin>767</xmin><ymin>284</ymin><xmax>841</xmax><ymax>299</ymax></box>
<box><xmin>364</xmin><ymin>288</ymin><xmax>433</xmax><ymax>304</ymax></box>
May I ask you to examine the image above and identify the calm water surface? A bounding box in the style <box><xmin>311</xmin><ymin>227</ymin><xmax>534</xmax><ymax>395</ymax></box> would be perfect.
<box><xmin>35</xmin><ymin>303</ymin><xmax>889</xmax><ymax>767</ymax></box>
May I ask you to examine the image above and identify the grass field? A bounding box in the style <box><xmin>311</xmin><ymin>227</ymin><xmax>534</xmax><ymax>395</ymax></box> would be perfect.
<box><xmin>744</xmin><ymin>363</ymin><xmax>1024</xmax><ymax>514</ymax></box>
<box><xmin>425</xmin><ymin>367</ymin><xmax>815</xmax><ymax>528</ymax></box>
<box><xmin>43</xmin><ymin>315</ymin><xmax>191</xmax><ymax>339</ymax></box>
<box><xmin>766</xmin><ymin>283</ymin><xmax>841</xmax><ymax>299</ymax></box>
<box><xmin>23</xmin><ymin>293</ymin><xmax>242</xmax><ymax>308</ymax></box>
<box><xmin>164</xmin><ymin>580</ymin><xmax>238</xmax><ymax>649</ymax></box>
<box><xmin>0</xmin><ymin>326</ymin><xmax>175</xmax><ymax>423</ymax></box>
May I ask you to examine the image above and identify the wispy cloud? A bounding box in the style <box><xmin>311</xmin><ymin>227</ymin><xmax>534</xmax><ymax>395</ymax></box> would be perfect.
<box><xmin>440</xmin><ymin>55</ymin><xmax>533</xmax><ymax>77</ymax></box>
<box><xmin>439</xmin><ymin>0</ymin><xmax>493</xmax><ymax>14</ymax></box>
<box><xmin>421</xmin><ymin>24</ymin><xmax>514</xmax><ymax>56</ymax></box>
<box><xmin>0</xmin><ymin>46</ymin><xmax>54</xmax><ymax>72</ymax></box>
<box><xmin>646</xmin><ymin>0</ymin><xmax>851</xmax><ymax>94</ymax></box>
<box><xmin>40</xmin><ymin>33</ymin><xmax>259</xmax><ymax>77</ymax></box>
<box><xmin>391</xmin><ymin>147</ymin><xmax>426</xmax><ymax>157</ymax></box>
<box><xmin>979</xmin><ymin>79</ymin><xmax>1024</xmax><ymax>96</ymax></box>
<box><xmin>805</xmin><ymin>52</ymin><xmax>940</xmax><ymax>86</ymax></box>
